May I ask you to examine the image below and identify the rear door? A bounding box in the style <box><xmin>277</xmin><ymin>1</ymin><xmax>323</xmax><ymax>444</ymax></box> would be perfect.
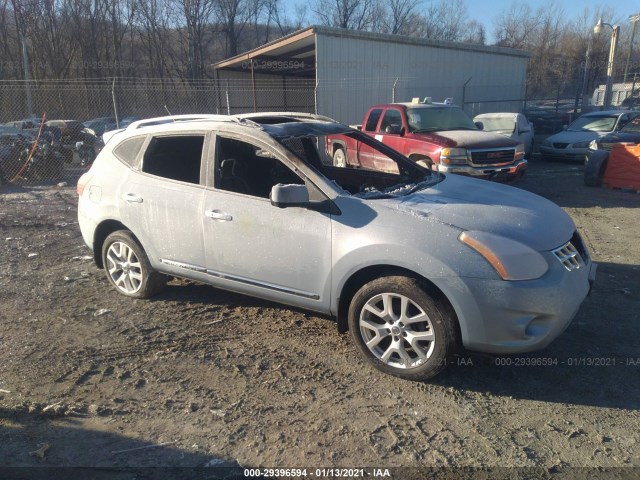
<box><xmin>119</xmin><ymin>132</ymin><xmax>209</xmax><ymax>271</ymax></box>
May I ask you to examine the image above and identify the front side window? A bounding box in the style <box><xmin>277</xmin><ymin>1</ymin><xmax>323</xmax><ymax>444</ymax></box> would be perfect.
<box><xmin>215</xmin><ymin>136</ymin><xmax>303</xmax><ymax>198</ymax></box>
<box><xmin>142</xmin><ymin>135</ymin><xmax>204</xmax><ymax>184</ymax></box>
<box><xmin>379</xmin><ymin>109</ymin><xmax>403</xmax><ymax>133</ymax></box>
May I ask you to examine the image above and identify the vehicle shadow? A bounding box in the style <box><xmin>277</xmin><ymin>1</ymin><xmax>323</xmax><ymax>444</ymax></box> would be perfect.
<box><xmin>433</xmin><ymin>261</ymin><xmax>640</xmax><ymax>411</ymax></box>
<box><xmin>0</xmin><ymin>406</ymin><xmax>246</xmax><ymax>477</ymax></box>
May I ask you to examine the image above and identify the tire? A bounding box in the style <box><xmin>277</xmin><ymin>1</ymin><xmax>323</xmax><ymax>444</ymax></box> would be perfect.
<box><xmin>348</xmin><ymin>276</ymin><xmax>457</xmax><ymax>380</ymax></box>
<box><xmin>101</xmin><ymin>230</ymin><xmax>167</xmax><ymax>298</ymax></box>
<box><xmin>584</xmin><ymin>150</ymin><xmax>609</xmax><ymax>187</ymax></box>
<box><xmin>333</xmin><ymin>147</ymin><xmax>347</xmax><ymax>168</ymax></box>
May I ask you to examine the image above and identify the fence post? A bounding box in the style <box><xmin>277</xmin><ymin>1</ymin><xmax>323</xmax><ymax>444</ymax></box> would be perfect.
<box><xmin>314</xmin><ymin>79</ymin><xmax>319</xmax><ymax>115</ymax></box>
<box><xmin>392</xmin><ymin>77</ymin><xmax>398</xmax><ymax>103</ymax></box>
<box><xmin>111</xmin><ymin>77</ymin><xmax>120</xmax><ymax>127</ymax></box>
<box><xmin>225</xmin><ymin>80</ymin><xmax>230</xmax><ymax>115</ymax></box>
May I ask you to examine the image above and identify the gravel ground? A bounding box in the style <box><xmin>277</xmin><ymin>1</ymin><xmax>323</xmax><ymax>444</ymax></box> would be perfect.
<box><xmin>0</xmin><ymin>160</ymin><xmax>639</xmax><ymax>478</ymax></box>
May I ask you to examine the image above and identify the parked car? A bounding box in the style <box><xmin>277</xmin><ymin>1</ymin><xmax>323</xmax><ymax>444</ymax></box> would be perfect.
<box><xmin>78</xmin><ymin>113</ymin><xmax>595</xmax><ymax>380</ymax></box>
<box><xmin>118</xmin><ymin>116</ymin><xmax>141</xmax><ymax>128</ymax></box>
<box><xmin>473</xmin><ymin>112</ymin><xmax>535</xmax><ymax>157</ymax></box>
<box><xmin>45</xmin><ymin>119</ymin><xmax>85</xmax><ymax>144</ymax></box>
<box><xmin>523</xmin><ymin>107</ymin><xmax>563</xmax><ymax>133</ymax></box>
<box><xmin>587</xmin><ymin>114</ymin><xmax>640</xmax><ymax>153</ymax></box>
<box><xmin>539</xmin><ymin>110</ymin><xmax>640</xmax><ymax>162</ymax></box>
<box><xmin>327</xmin><ymin>100</ymin><xmax>527</xmax><ymax>182</ymax></box>
<box><xmin>83</xmin><ymin>117</ymin><xmax>117</xmax><ymax>136</ymax></box>
<box><xmin>619</xmin><ymin>96</ymin><xmax>640</xmax><ymax>110</ymax></box>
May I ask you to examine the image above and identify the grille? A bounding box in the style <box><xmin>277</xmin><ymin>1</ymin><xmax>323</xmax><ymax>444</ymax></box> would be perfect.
<box><xmin>553</xmin><ymin>143</ymin><xmax>569</xmax><ymax>149</ymax></box>
<box><xmin>552</xmin><ymin>238</ymin><xmax>586</xmax><ymax>271</ymax></box>
<box><xmin>470</xmin><ymin>149</ymin><xmax>515</xmax><ymax>165</ymax></box>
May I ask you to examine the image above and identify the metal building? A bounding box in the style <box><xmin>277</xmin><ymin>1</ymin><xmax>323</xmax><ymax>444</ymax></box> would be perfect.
<box><xmin>214</xmin><ymin>26</ymin><xmax>530</xmax><ymax>125</ymax></box>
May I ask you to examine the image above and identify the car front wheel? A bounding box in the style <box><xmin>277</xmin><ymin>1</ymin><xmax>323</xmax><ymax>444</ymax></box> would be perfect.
<box><xmin>102</xmin><ymin>231</ymin><xmax>166</xmax><ymax>298</ymax></box>
<box><xmin>348</xmin><ymin>276</ymin><xmax>457</xmax><ymax>380</ymax></box>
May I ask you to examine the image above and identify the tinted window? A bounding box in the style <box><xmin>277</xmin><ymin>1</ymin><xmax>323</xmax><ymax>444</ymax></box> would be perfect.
<box><xmin>142</xmin><ymin>135</ymin><xmax>204</xmax><ymax>184</ymax></box>
<box><xmin>216</xmin><ymin>136</ymin><xmax>303</xmax><ymax>198</ymax></box>
<box><xmin>114</xmin><ymin>136</ymin><xmax>146</xmax><ymax>167</ymax></box>
<box><xmin>365</xmin><ymin>109</ymin><xmax>383</xmax><ymax>132</ymax></box>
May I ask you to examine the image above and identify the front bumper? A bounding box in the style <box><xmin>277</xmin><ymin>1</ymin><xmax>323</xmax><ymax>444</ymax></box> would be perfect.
<box><xmin>435</xmin><ymin>254</ymin><xmax>595</xmax><ymax>354</ymax></box>
<box><xmin>437</xmin><ymin>158</ymin><xmax>528</xmax><ymax>181</ymax></box>
<box><xmin>539</xmin><ymin>145</ymin><xmax>588</xmax><ymax>162</ymax></box>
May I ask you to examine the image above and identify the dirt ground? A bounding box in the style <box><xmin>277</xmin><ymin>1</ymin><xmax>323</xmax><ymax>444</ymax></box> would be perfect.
<box><xmin>0</xmin><ymin>158</ymin><xmax>639</xmax><ymax>478</ymax></box>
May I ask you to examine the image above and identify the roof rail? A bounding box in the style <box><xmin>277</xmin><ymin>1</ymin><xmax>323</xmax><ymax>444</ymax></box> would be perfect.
<box><xmin>126</xmin><ymin>114</ymin><xmax>230</xmax><ymax>131</ymax></box>
<box><xmin>234</xmin><ymin>112</ymin><xmax>338</xmax><ymax>123</ymax></box>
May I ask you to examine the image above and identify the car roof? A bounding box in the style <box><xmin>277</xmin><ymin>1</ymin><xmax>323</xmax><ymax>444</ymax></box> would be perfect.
<box><xmin>102</xmin><ymin>113</ymin><xmax>348</xmax><ymax>144</ymax></box>
<box><xmin>583</xmin><ymin>110</ymin><xmax>632</xmax><ymax>117</ymax></box>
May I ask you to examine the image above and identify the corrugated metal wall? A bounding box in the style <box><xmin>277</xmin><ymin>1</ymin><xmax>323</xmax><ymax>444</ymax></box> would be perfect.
<box><xmin>315</xmin><ymin>33</ymin><xmax>528</xmax><ymax>125</ymax></box>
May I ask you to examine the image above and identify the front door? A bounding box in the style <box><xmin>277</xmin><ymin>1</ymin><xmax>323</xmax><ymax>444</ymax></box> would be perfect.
<box><xmin>202</xmin><ymin>135</ymin><xmax>332</xmax><ymax>311</ymax></box>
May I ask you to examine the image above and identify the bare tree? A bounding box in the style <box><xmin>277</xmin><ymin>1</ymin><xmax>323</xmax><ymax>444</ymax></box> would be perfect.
<box><xmin>313</xmin><ymin>0</ymin><xmax>378</xmax><ymax>30</ymax></box>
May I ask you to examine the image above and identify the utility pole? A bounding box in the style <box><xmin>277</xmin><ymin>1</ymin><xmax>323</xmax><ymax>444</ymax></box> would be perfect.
<box><xmin>626</xmin><ymin>14</ymin><xmax>640</xmax><ymax>84</ymax></box>
<box><xmin>22</xmin><ymin>38</ymin><xmax>33</xmax><ymax>117</ymax></box>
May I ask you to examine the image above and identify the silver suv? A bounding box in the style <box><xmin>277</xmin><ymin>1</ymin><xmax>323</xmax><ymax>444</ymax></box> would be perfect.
<box><xmin>78</xmin><ymin>113</ymin><xmax>596</xmax><ymax>380</ymax></box>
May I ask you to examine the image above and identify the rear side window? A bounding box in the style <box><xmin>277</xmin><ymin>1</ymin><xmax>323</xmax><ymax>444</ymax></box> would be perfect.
<box><xmin>142</xmin><ymin>135</ymin><xmax>204</xmax><ymax>184</ymax></box>
<box><xmin>365</xmin><ymin>109</ymin><xmax>383</xmax><ymax>132</ymax></box>
<box><xmin>113</xmin><ymin>136</ymin><xmax>146</xmax><ymax>167</ymax></box>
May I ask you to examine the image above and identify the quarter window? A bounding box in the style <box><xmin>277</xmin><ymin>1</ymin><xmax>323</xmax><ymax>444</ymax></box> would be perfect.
<box><xmin>113</xmin><ymin>136</ymin><xmax>146</xmax><ymax>167</ymax></box>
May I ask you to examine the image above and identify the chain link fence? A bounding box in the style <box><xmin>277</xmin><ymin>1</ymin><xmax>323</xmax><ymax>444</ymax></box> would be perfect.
<box><xmin>3</xmin><ymin>75</ymin><xmax>631</xmax><ymax>186</ymax></box>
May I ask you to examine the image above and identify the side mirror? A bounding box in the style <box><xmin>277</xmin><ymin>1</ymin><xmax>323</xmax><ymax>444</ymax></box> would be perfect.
<box><xmin>474</xmin><ymin>121</ymin><xmax>484</xmax><ymax>130</ymax></box>
<box><xmin>270</xmin><ymin>184</ymin><xmax>309</xmax><ymax>208</ymax></box>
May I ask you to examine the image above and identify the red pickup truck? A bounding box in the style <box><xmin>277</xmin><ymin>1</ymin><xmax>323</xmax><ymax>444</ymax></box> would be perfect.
<box><xmin>327</xmin><ymin>100</ymin><xmax>528</xmax><ymax>181</ymax></box>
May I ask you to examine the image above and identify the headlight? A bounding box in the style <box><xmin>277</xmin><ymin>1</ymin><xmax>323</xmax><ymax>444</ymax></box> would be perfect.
<box><xmin>515</xmin><ymin>143</ymin><xmax>525</xmax><ymax>160</ymax></box>
<box><xmin>572</xmin><ymin>141</ymin><xmax>591</xmax><ymax>148</ymax></box>
<box><xmin>459</xmin><ymin>231</ymin><xmax>548</xmax><ymax>281</ymax></box>
<box><xmin>588</xmin><ymin>139</ymin><xmax>599</xmax><ymax>150</ymax></box>
<box><xmin>440</xmin><ymin>147</ymin><xmax>468</xmax><ymax>165</ymax></box>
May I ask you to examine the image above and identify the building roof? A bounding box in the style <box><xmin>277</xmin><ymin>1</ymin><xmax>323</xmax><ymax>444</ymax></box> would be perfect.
<box><xmin>213</xmin><ymin>25</ymin><xmax>530</xmax><ymax>78</ymax></box>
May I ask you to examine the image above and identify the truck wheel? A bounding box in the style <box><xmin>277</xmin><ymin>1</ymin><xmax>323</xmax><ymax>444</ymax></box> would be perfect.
<box><xmin>333</xmin><ymin>148</ymin><xmax>347</xmax><ymax>168</ymax></box>
<box><xmin>348</xmin><ymin>276</ymin><xmax>457</xmax><ymax>380</ymax></box>
<box><xmin>584</xmin><ymin>151</ymin><xmax>609</xmax><ymax>187</ymax></box>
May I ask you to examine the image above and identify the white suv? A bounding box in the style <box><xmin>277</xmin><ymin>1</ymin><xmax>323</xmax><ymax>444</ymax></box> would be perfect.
<box><xmin>78</xmin><ymin>113</ymin><xmax>596</xmax><ymax>380</ymax></box>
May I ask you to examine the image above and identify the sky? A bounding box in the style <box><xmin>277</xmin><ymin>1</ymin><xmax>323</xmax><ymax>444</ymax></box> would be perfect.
<box><xmin>465</xmin><ymin>0</ymin><xmax>635</xmax><ymax>41</ymax></box>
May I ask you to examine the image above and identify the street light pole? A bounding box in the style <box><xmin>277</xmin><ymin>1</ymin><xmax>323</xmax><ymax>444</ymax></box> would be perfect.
<box><xmin>595</xmin><ymin>18</ymin><xmax>620</xmax><ymax>110</ymax></box>
<box><xmin>625</xmin><ymin>14</ymin><xmax>640</xmax><ymax>84</ymax></box>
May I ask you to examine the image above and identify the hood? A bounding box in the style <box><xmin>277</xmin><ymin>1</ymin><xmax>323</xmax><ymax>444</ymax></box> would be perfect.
<box><xmin>598</xmin><ymin>131</ymin><xmax>640</xmax><ymax>143</ymax></box>
<box><xmin>380</xmin><ymin>174</ymin><xmax>574</xmax><ymax>251</ymax></box>
<box><xmin>415</xmin><ymin>130</ymin><xmax>520</xmax><ymax>149</ymax></box>
<box><xmin>546</xmin><ymin>130</ymin><xmax>607</xmax><ymax>144</ymax></box>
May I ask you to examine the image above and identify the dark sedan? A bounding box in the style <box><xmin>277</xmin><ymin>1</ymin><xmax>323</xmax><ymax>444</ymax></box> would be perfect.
<box><xmin>588</xmin><ymin>115</ymin><xmax>640</xmax><ymax>153</ymax></box>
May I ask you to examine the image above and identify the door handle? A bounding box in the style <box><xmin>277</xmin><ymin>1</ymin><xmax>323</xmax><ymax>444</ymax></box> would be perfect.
<box><xmin>122</xmin><ymin>193</ymin><xmax>143</xmax><ymax>203</ymax></box>
<box><xmin>205</xmin><ymin>210</ymin><xmax>233</xmax><ymax>221</ymax></box>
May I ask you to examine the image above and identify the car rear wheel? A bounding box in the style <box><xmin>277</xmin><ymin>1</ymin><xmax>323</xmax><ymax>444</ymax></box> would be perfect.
<box><xmin>333</xmin><ymin>148</ymin><xmax>347</xmax><ymax>168</ymax></box>
<box><xmin>348</xmin><ymin>276</ymin><xmax>457</xmax><ymax>380</ymax></box>
<box><xmin>102</xmin><ymin>231</ymin><xmax>166</xmax><ymax>298</ymax></box>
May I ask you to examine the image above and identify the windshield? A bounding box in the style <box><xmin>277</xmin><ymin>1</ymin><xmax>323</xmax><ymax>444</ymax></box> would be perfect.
<box><xmin>406</xmin><ymin>107</ymin><xmax>478</xmax><ymax>133</ymax></box>
<box><xmin>476</xmin><ymin>116</ymin><xmax>516</xmax><ymax>132</ymax></box>
<box><xmin>567</xmin><ymin>115</ymin><xmax>618</xmax><ymax>132</ymax></box>
<box><xmin>276</xmin><ymin>128</ymin><xmax>441</xmax><ymax>199</ymax></box>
